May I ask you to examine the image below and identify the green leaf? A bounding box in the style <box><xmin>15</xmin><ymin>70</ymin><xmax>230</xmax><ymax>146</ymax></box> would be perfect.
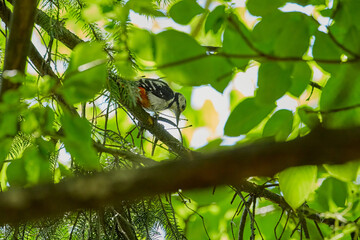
<box><xmin>313</xmin><ymin>31</ymin><xmax>343</xmax><ymax>60</ymax></box>
<box><xmin>323</xmin><ymin>161</ymin><xmax>360</xmax><ymax>182</ymax></box>
<box><xmin>288</xmin><ymin>0</ymin><xmax>325</xmax><ymax>6</ymax></box>
<box><xmin>224</xmin><ymin>97</ymin><xmax>276</xmax><ymax>136</ymax></box>
<box><xmin>0</xmin><ymin>138</ymin><xmax>12</xmax><ymax>162</ymax></box>
<box><xmin>61</xmin><ymin>112</ymin><xmax>100</xmax><ymax>170</ymax></box>
<box><xmin>128</xmin><ymin>27</ymin><xmax>154</xmax><ymax>61</ymax></box>
<box><xmin>183</xmin><ymin>186</ymin><xmax>234</xmax><ymax>206</ymax></box>
<box><xmin>155</xmin><ymin>30</ymin><xmax>233</xmax><ymax>89</ymax></box>
<box><xmin>263</xmin><ymin>109</ymin><xmax>293</xmax><ymax>141</ymax></box>
<box><xmin>297</xmin><ymin>106</ymin><xmax>320</xmax><ymax>129</ymax></box>
<box><xmin>6</xmin><ymin>159</ymin><xmax>27</xmax><ymax>187</ymax></box>
<box><xmin>279</xmin><ymin>165</ymin><xmax>317</xmax><ymax>209</ymax></box>
<box><xmin>273</xmin><ymin>13</ymin><xmax>310</xmax><ymax>57</ymax></box>
<box><xmin>0</xmin><ymin>110</ymin><xmax>18</xmax><ymax>138</ymax></box>
<box><xmin>343</xmin><ymin>26</ymin><xmax>360</xmax><ymax>55</ymax></box>
<box><xmin>169</xmin><ymin>0</ymin><xmax>204</xmax><ymax>25</ymax></box>
<box><xmin>288</xmin><ymin>62</ymin><xmax>312</xmax><ymax>97</ymax></box>
<box><xmin>38</xmin><ymin>76</ymin><xmax>56</xmax><ymax>95</ymax></box>
<box><xmin>252</xmin><ymin>12</ymin><xmax>316</xmax><ymax>55</ymax></box>
<box><xmin>255</xmin><ymin>62</ymin><xmax>292</xmax><ymax>105</ymax></box>
<box><xmin>222</xmin><ymin>14</ymin><xmax>255</xmax><ymax>70</ymax></box>
<box><xmin>22</xmin><ymin>146</ymin><xmax>52</xmax><ymax>185</ymax></box>
<box><xmin>313</xmin><ymin>31</ymin><xmax>343</xmax><ymax>74</ymax></box>
<box><xmin>319</xmin><ymin>64</ymin><xmax>360</xmax><ymax>128</ymax></box>
<box><xmin>60</xmin><ymin>42</ymin><xmax>107</xmax><ymax>104</ymax></box>
<box><xmin>313</xmin><ymin>177</ymin><xmax>348</xmax><ymax>212</ymax></box>
<box><xmin>205</xmin><ymin>5</ymin><xmax>226</xmax><ymax>33</ymax></box>
<box><xmin>126</xmin><ymin>0</ymin><xmax>165</xmax><ymax>17</ymax></box>
<box><xmin>246</xmin><ymin>0</ymin><xmax>286</xmax><ymax>16</ymax></box>
<box><xmin>251</xmin><ymin>11</ymin><xmax>286</xmax><ymax>53</ymax></box>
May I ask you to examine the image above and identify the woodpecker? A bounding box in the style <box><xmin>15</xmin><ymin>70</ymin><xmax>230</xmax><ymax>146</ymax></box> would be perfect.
<box><xmin>136</xmin><ymin>78</ymin><xmax>186</xmax><ymax>125</ymax></box>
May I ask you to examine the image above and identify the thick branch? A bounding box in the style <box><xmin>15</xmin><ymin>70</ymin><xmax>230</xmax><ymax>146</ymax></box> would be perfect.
<box><xmin>0</xmin><ymin>0</ymin><xmax>37</xmax><ymax>97</ymax></box>
<box><xmin>35</xmin><ymin>8</ymin><xmax>82</xmax><ymax>50</ymax></box>
<box><xmin>0</xmin><ymin>127</ymin><xmax>360</xmax><ymax>224</ymax></box>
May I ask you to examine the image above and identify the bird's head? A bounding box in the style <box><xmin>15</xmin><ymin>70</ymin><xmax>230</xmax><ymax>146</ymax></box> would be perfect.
<box><xmin>171</xmin><ymin>92</ymin><xmax>186</xmax><ymax>125</ymax></box>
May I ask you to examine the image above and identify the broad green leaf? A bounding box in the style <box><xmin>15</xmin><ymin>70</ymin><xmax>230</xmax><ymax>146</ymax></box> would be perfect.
<box><xmin>82</xmin><ymin>4</ymin><xmax>103</xmax><ymax>22</ymax></box>
<box><xmin>0</xmin><ymin>110</ymin><xmax>17</xmax><ymax>138</ymax></box>
<box><xmin>312</xmin><ymin>177</ymin><xmax>348</xmax><ymax>212</ymax></box>
<box><xmin>23</xmin><ymin>146</ymin><xmax>52</xmax><ymax>185</ymax></box>
<box><xmin>155</xmin><ymin>30</ymin><xmax>233</xmax><ymax>88</ymax></box>
<box><xmin>288</xmin><ymin>62</ymin><xmax>312</xmax><ymax>97</ymax></box>
<box><xmin>246</xmin><ymin>0</ymin><xmax>285</xmax><ymax>16</ymax></box>
<box><xmin>313</xmin><ymin>31</ymin><xmax>343</xmax><ymax>60</ymax></box>
<box><xmin>126</xmin><ymin>0</ymin><xmax>164</xmax><ymax>17</ymax></box>
<box><xmin>60</xmin><ymin>42</ymin><xmax>107</xmax><ymax>104</ymax></box>
<box><xmin>0</xmin><ymin>138</ymin><xmax>12</xmax><ymax>162</ymax></box>
<box><xmin>251</xmin><ymin>12</ymin><xmax>287</xmax><ymax>53</ymax></box>
<box><xmin>169</xmin><ymin>0</ymin><xmax>204</xmax><ymax>25</ymax></box>
<box><xmin>183</xmin><ymin>186</ymin><xmax>233</xmax><ymax>206</ymax></box>
<box><xmin>288</xmin><ymin>0</ymin><xmax>325</xmax><ymax>6</ymax></box>
<box><xmin>58</xmin><ymin>163</ymin><xmax>73</xmax><ymax>178</ymax></box>
<box><xmin>313</xmin><ymin>31</ymin><xmax>343</xmax><ymax>74</ymax></box>
<box><xmin>38</xmin><ymin>76</ymin><xmax>56</xmax><ymax>95</ymax></box>
<box><xmin>324</xmin><ymin>161</ymin><xmax>360</xmax><ymax>182</ymax></box>
<box><xmin>332</xmin><ymin>0</ymin><xmax>360</xmax><ymax>33</ymax></box>
<box><xmin>255</xmin><ymin>62</ymin><xmax>292</xmax><ymax>104</ymax></box>
<box><xmin>222</xmin><ymin>14</ymin><xmax>255</xmax><ymax>70</ymax></box>
<box><xmin>343</xmin><ymin>26</ymin><xmax>360</xmax><ymax>55</ymax></box>
<box><xmin>205</xmin><ymin>5</ymin><xmax>226</xmax><ymax>34</ymax></box>
<box><xmin>279</xmin><ymin>165</ymin><xmax>317</xmax><ymax>209</ymax></box>
<box><xmin>320</xmin><ymin>64</ymin><xmax>360</xmax><ymax>128</ymax></box>
<box><xmin>263</xmin><ymin>109</ymin><xmax>293</xmax><ymax>141</ymax></box>
<box><xmin>320</xmin><ymin>64</ymin><xmax>360</xmax><ymax>109</ymax></box>
<box><xmin>273</xmin><ymin>13</ymin><xmax>310</xmax><ymax>57</ymax></box>
<box><xmin>128</xmin><ymin>27</ymin><xmax>154</xmax><ymax>61</ymax></box>
<box><xmin>297</xmin><ymin>106</ymin><xmax>320</xmax><ymax>129</ymax></box>
<box><xmin>6</xmin><ymin>159</ymin><xmax>27</xmax><ymax>187</ymax></box>
<box><xmin>252</xmin><ymin>12</ymin><xmax>316</xmax><ymax>55</ymax></box>
<box><xmin>21</xmin><ymin>107</ymin><xmax>55</xmax><ymax>135</ymax></box>
<box><xmin>224</xmin><ymin>97</ymin><xmax>276</xmax><ymax>136</ymax></box>
<box><xmin>21</xmin><ymin>110</ymin><xmax>39</xmax><ymax>134</ymax></box>
<box><xmin>61</xmin><ymin>113</ymin><xmax>100</xmax><ymax>170</ymax></box>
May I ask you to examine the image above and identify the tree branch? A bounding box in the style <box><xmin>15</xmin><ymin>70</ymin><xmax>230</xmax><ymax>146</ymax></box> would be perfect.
<box><xmin>0</xmin><ymin>127</ymin><xmax>360</xmax><ymax>224</ymax></box>
<box><xmin>0</xmin><ymin>0</ymin><xmax>38</xmax><ymax>97</ymax></box>
<box><xmin>34</xmin><ymin>7</ymin><xmax>82</xmax><ymax>50</ymax></box>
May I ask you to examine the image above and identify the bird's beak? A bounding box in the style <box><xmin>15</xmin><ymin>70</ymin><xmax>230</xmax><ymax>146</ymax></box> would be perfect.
<box><xmin>175</xmin><ymin>108</ymin><xmax>181</xmax><ymax>126</ymax></box>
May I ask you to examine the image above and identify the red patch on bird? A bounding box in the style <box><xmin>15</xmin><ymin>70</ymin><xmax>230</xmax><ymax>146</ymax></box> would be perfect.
<box><xmin>138</xmin><ymin>87</ymin><xmax>150</xmax><ymax>108</ymax></box>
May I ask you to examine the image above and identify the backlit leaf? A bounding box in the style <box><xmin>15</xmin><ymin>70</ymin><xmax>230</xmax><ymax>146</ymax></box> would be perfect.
<box><xmin>224</xmin><ymin>97</ymin><xmax>276</xmax><ymax>136</ymax></box>
<box><xmin>324</xmin><ymin>161</ymin><xmax>360</xmax><ymax>182</ymax></box>
<box><xmin>279</xmin><ymin>165</ymin><xmax>317</xmax><ymax>209</ymax></box>
<box><xmin>60</xmin><ymin>42</ymin><xmax>107</xmax><ymax>104</ymax></box>
<box><xmin>155</xmin><ymin>30</ymin><xmax>233</xmax><ymax>89</ymax></box>
<box><xmin>255</xmin><ymin>62</ymin><xmax>292</xmax><ymax>105</ymax></box>
<box><xmin>169</xmin><ymin>0</ymin><xmax>204</xmax><ymax>25</ymax></box>
<box><xmin>246</xmin><ymin>0</ymin><xmax>286</xmax><ymax>16</ymax></box>
<box><xmin>205</xmin><ymin>5</ymin><xmax>226</xmax><ymax>33</ymax></box>
<box><xmin>61</xmin><ymin>113</ymin><xmax>100</xmax><ymax>170</ymax></box>
<box><xmin>222</xmin><ymin>14</ymin><xmax>255</xmax><ymax>70</ymax></box>
<box><xmin>263</xmin><ymin>109</ymin><xmax>293</xmax><ymax>141</ymax></box>
<box><xmin>288</xmin><ymin>62</ymin><xmax>312</xmax><ymax>97</ymax></box>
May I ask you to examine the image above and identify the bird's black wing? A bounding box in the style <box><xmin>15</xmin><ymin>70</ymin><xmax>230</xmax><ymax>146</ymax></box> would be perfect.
<box><xmin>137</xmin><ymin>78</ymin><xmax>175</xmax><ymax>101</ymax></box>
